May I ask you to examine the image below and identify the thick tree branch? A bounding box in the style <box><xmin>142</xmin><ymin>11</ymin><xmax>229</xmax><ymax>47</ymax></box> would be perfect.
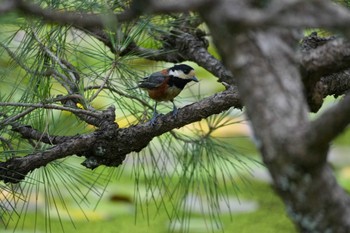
<box><xmin>0</xmin><ymin>87</ymin><xmax>241</xmax><ymax>182</ymax></box>
<box><xmin>3</xmin><ymin>0</ymin><xmax>232</xmax><ymax>85</ymax></box>
<box><xmin>267</xmin><ymin>0</ymin><xmax>350</xmax><ymax>30</ymax></box>
<box><xmin>169</xmin><ymin>31</ymin><xmax>234</xmax><ymax>84</ymax></box>
<box><xmin>13</xmin><ymin>0</ymin><xmax>137</xmax><ymax>29</ymax></box>
<box><xmin>131</xmin><ymin>30</ymin><xmax>233</xmax><ymax>83</ymax></box>
<box><xmin>215</xmin><ymin>0</ymin><xmax>350</xmax><ymax>31</ymax></box>
<box><xmin>90</xmin><ymin>29</ymin><xmax>233</xmax><ymax>84</ymax></box>
<box><xmin>200</xmin><ymin>0</ymin><xmax>350</xmax><ymax>230</ymax></box>
<box><xmin>321</xmin><ymin>71</ymin><xmax>350</xmax><ymax>97</ymax></box>
<box><xmin>11</xmin><ymin>125</ymin><xmax>72</xmax><ymax>145</ymax></box>
<box><xmin>10</xmin><ymin>0</ymin><xmax>214</xmax><ymax>31</ymax></box>
<box><xmin>136</xmin><ymin>0</ymin><xmax>215</xmax><ymax>13</ymax></box>
<box><xmin>7</xmin><ymin>0</ymin><xmax>350</xmax><ymax>36</ymax></box>
<box><xmin>299</xmin><ymin>32</ymin><xmax>350</xmax><ymax>111</ymax></box>
<box><xmin>303</xmin><ymin>70</ymin><xmax>350</xmax><ymax>112</ymax></box>
<box><xmin>308</xmin><ymin>94</ymin><xmax>350</xmax><ymax>148</ymax></box>
<box><xmin>301</xmin><ymin>38</ymin><xmax>350</xmax><ymax>78</ymax></box>
<box><xmin>0</xmin><ymin>132</ymin><xmax>98</xmax><ymax>183</ymax></box>
<box><xmin>21</xmin><ymin>0</ymin><xmax>350</xmax><ymax>92</ymax></box>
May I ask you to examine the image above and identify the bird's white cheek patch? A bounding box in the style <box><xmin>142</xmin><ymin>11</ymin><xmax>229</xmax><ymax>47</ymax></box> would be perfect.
<box><xmin>169</xmin><ymin>69</ymin><xmax>186</xmax><ymax>79</ymax></box>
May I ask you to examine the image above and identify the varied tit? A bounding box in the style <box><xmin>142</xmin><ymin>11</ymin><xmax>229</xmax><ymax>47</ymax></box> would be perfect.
<box><xmin>134</xmin><ymin>64</ymin><xmax>198</xmax><ymax>124</ymax></box>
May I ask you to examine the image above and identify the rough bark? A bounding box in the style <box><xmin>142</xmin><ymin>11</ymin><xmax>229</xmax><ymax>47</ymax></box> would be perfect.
<box><xmin>232</xmin><ymin>31</ymin><xmax>350</xmax><ymax>232</ymax></box>
<box><xmin>0</xmin><ymin>87</ymin><xmax>241</xmax><ymax>182</ymax></box>
<box><xmin>200</xmin><ymin>0</ymin><xmax>350</xmax><ymax>231</ymax></box>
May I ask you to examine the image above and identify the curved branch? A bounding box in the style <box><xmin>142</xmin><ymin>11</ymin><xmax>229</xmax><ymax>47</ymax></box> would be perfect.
<box><xmin>305</xmin><ymin>70</ymin><xmax>350</xmax><ymax>112</ymax></box>
<box><xmin>0</xmin><ymin>87</ymin><xmax>241</xmax><ymax>182</ymax></box>
<box><xmin>12</xmin><ymin>0</ymin><xmax>214</xmax><ymax>31</ymax></box>
<box><xmin>0</xmin><ymin>132</ymin><xmax>98</xmax><ymax>183</ymax></box>
<box><xmin>84</xmin><ymin>85</ymin><xmax>153</xmax><ymax>109</ymax></box>
<box><xmin>91</xmin><ymin>27</ymin><xmax>233</xmax><ymax>83</ymax></box>
<box><xmin>10</xmin><ymin>0</ymin><xmax>350</xmax><ymax>39</ymax></box>
<box><xmin>299</xmin><ymin>32</ymin><xmax>350</xmax><ymax>111</ymax></box>
<box><xmin>321</xmin><ymin>71</ymin><xmax>350</xmax><ymax>97</ymax></box>
<box><xmin>308</xmin><ymin>93</ymin><xmax>350</xmax><ymax>149</ymax></box>
<box><xmin>11</xmin><ymin>125</ymin><xmax>73</xmax><ymax>145</ymax></box>
<box><xmin>172</xmin><ymin>31</ymin><xmax>234</xmax><ymax>84</ymax></box>
<box><xmin>3</xmin><ymin>0</ymin><xmax>232</xmax><ymax>86</ymax></box>
<box><xmin>14</xmin><ymin>0</ymin><xmax>137</xmax><ymax>29</ymax></box>
<box><xmin>301</xmin><ymin>38</ymin><xmax>350</xmax><ymax>78</ymax></box>
<box><xmin>0</xmin><ymin>102</ymin><xmax>100</xmax><ymax>120</ymax></box>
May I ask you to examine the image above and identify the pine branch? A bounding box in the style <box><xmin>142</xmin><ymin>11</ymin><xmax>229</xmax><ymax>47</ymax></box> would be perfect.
<box><xmin>0</xmin><ymin>102</ymin><xmax>100</xmax><ymax>126</ymax></box>
<box><xmin>0</xmin><ymin>87</ymin><xmax>241</xmax><ymax>183</ymax></box>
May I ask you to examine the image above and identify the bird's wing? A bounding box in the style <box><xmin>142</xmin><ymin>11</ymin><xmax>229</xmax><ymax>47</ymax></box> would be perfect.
<box><xmin>137</xmin><ymin>72</ymin><xmax>168</xmax><ymax>89</ymax></box>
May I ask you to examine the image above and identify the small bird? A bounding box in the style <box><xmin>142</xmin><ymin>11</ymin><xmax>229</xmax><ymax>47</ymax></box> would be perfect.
<box><xmin>133</xmin><ymin>64</ymin><xmax>198</xmax><ymax>124</ymax></box>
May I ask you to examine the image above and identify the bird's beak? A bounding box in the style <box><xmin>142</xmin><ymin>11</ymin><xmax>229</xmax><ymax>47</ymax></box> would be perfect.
<box><xmin>191</xmin><ymin>76</ymin><xmax>199</xmax><ymax>82</ymax></box>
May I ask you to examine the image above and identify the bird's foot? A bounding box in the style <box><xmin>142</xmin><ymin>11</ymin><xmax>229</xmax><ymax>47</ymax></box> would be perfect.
<box><xmin>149</xmin><ymin>112</ymin><xmax>161</xmax><ymax>126</ymax></box>
<box><xmin>171</xmin><ymin>108</ymin><xmax>178</xmax><ymax>117</ymax></box>
<box><xmin>171</xmin><ymin>105</ymin><xmax>178</xmax><ymax>117</ymax></box>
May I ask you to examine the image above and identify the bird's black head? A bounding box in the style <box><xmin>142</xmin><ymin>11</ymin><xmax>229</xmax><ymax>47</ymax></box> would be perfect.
<box><xmin>168</xmin><ymin>64</ymin><xmax>198</xmax><ymax>82</ymax></box>
<box><xmin>170</xmin><ymin>64</ymin><xmax>194</xmax><ymax>75</ymax></box>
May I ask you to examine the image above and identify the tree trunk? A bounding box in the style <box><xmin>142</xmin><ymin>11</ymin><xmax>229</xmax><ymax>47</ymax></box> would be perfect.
<box><xmin>203</xmin><ymin>14</ymin><xmax>350</xmax><ymax>231</ymax></box>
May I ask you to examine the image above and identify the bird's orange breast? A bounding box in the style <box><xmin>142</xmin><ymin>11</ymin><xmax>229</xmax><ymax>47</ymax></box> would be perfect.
<box><xmin>147</xmin><ymin>77</ymin><xmax>181</xmax><ymax>101</ymax></box>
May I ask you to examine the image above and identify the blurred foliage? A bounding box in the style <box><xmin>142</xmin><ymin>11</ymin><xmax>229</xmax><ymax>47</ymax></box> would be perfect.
<box><xmin>336</xmin><ymin>0</ymin><xmax>350</xmax><ymax>7</ymax></box>
<box><xmin>2</xmin><ymin>176</ymin><xmax>296</xmax><ymax>233</ymax></box>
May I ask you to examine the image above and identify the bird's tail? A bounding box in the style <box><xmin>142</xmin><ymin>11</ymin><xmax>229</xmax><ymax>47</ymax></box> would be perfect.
<box><xmin>126</xmin><ymin>86</ymin><xmax>139</xmax><ymax>91</ymax></box>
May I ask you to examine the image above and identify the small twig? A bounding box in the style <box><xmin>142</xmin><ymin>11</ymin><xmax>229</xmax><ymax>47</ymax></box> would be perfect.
<box><xmin>85</xmin><ymin>85</ymin><xmax>153</xmax><ymax>109</ymax></box>
<box><xmin>0</xmin><ymin>111</ymin><xmax>72</xmax><ymax>145</ymax></box>
<box><xmin>0</xmin><ymin>107</ymin><xmax>36</xmax><ymax>127</ymax></box>
<box><xmin>169</xmin><ymin>130</ymin><xmax>196</xmax><ymax>144</ymax></box>
<box><xmin>60</xmin><ymin>59</ymin><xmax>81</xmax><ymax>83</ymax></box>
<box><xmin>0</xmin><ymin>42</ymin><xmax>50</xmax><ymax>76</ymax></box>
<box><xmin>0</xmin><ymin>102</ymin><xmax>101</xmax><ymax>127</ymax></box>
<box><xmin>48</xmin><ymin>94</ymin><xmax>85</xmax><ymax>103</ymax></box>
<box><xmin>88</xmin><ymin>63</ymin><xmax>117</xmax><ymax>102</ymax></box>
<box><xmin>0</xmin><ymin>102</ymin><xmax>99</xmax><ymax>116</ymax></box>
<box><xmin>32</xmin><ymin>31</ymin><xmax>78</xmax><ymax>94</ymax></box>
<box><xmin>0</xmin><ymin>136</ymin><xmax>15</xmax><ymax>158</ymax></box>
